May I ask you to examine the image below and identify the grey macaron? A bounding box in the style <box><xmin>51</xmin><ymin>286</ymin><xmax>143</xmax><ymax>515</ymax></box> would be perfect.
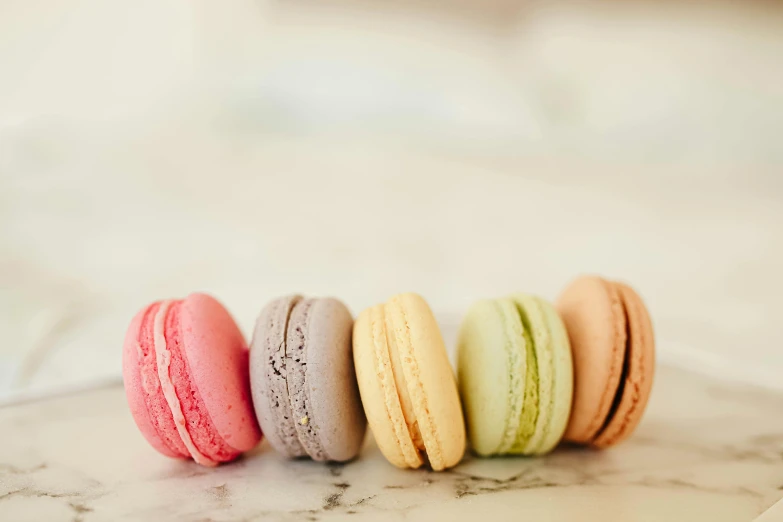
<box><xmin>249</xmin><ymin>295</ymin><xmax>366</xmax><ymax>461</ymax></box>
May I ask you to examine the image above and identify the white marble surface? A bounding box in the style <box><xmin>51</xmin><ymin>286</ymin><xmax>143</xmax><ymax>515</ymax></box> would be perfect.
<box><xmin>1</xmin><ymin>3</ymin><xmax>783</xmax><ymax>518</ymax></box>
<box><xmin>1</xmin><ymin>365</ymin><xmax>781</xmax><ymax>521</ymax></box>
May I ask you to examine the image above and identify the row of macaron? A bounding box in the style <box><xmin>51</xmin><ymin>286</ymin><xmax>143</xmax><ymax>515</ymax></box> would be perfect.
<box><xmin>122</xmin><ymin>275</ymin><xmax>654</xmax><ymax>470</ymax></box>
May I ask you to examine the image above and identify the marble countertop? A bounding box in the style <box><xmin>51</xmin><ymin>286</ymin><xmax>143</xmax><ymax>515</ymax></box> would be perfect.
<box><xmin>1</xmin><ymin>365</ymin><xmax>781</xmax><ymax>521</ymax></box>
<box><xmin>2</xmin><ymin>2</ymin><xmax>783</xmax><ymax>520</ymax></box>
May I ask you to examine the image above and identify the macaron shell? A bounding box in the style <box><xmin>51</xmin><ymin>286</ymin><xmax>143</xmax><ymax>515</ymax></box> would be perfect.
<box><xmin>385</xmin><ymin>293</ymin><xmax>465</xmax><ymax>470</ymax></box>
<box><xmin>159</xmin><ymin>300</ymin><xmax>236</xmax><ymax>465</ymax></box>
<box><xmin>180</xmin><ymin>293</ymin><xmax>261</xmax><ymax>452</ymax></box>
<box><xmin>286</xmin><ymin>298</ymin><xmax>325</xmax><ymax>459</ymax></box>
<box><xmin>305</xmin><ymin>298</ymin><xmax>366</xmax><ymax>462</ymax></box>
<box><xmin>123</xmin><ymin>304</ymin><xmax>186</xmax><ymax>459</ymax></box>
<box><xmin>249</xmin><ymin>295</ymin><xmax>307</xmax><ymax>458</ymax></box>
<box><xmin>592</xmin><ymin>283</ymin><xmax>655</xmax><ymax>448</ymax></box>
<box><xmin>535</xmin><ymin>297</ymin><xmax>573</xmax><ymax>454</ymax></box>
<box><xmin>457</xmin><ymin>299</ymin><xmax>524</xmax><ymax>456</ymax></box>
<box><xmin>353</xmin><ymin>305</ymin><xmax>422</xmax><ymax>469</ymax></box>
<box><xmin>557</xmin><ymin>276</ymin><xmax>627</xmax><ymax>444</ymax></box>
<box><xmin>386</xmin><ymin>309</ymin><xmax>425</xmax><ymax>454</ymax></box>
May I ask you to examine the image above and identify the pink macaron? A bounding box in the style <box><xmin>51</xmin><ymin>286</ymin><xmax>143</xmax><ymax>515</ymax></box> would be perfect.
<box><xmin>123</xmin><ymin>293</ymin><xmax>262</xmax><ymax>466</ymax></box>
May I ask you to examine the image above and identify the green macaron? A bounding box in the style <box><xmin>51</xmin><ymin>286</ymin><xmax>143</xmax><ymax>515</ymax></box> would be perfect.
<box><xmin>457</xmin><ymin>294</ymin><xmax>573</xmax><ymax>456</ymax></box>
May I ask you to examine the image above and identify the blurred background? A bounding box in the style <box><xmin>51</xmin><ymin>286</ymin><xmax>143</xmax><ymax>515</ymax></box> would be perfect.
<box><xmin>1</xmin><ymin>0</ymin><xmax>782</xmax><ymax>401</ymax></box>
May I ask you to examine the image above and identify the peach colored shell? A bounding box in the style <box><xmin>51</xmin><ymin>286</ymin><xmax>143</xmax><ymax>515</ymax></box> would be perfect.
<box><xmin>557</xmin><ymin>276</ymin><xmax>654</xmax><ymax>447</ymax></box>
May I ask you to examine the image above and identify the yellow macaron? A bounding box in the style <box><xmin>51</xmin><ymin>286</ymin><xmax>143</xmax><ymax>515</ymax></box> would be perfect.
<box><xmin>353</xmin><ymin>293</ymin><xmax>465</xmax><ymax>470</ymax></box>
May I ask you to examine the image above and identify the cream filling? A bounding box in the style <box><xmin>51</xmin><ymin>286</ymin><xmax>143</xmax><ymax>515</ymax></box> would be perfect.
<box><xmin>496</xmin><ymin>300</ymin><xmax>524</xmax><ymax>454</ymax></box>
<box><xmin>154</xmin><ymin>300</ymin><xmax>217</xmax><ymax>467</ymax></box>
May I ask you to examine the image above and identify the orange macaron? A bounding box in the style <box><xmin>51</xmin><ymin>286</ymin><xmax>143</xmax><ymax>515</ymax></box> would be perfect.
<box><xmin>556</xmin><ymin>276</ymin><xmax>655</xmax><ymax>448</ymax></box>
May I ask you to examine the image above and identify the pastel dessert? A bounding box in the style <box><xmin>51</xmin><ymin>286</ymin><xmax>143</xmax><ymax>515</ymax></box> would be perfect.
<box><xmin>249</xmin><ymin>296</ymin><xmax>366</xmax><ymax>462</ymax></box>
<box><xmin>457</xmin><ymin>294</ymin><xmax>573</xmax><ymax>456</ymax></box>
<box><xmin>556</xmin><ymin>275</ymin><xmax>655</xmax><ymax>448</ymax></box>
<box><xmin>122</xmin><ymin>293</ymin><xmax>262</xmax><ymax>466</ymax></box>
<box><xmin>353</xmin><ymin>293</ymin><xmax>465</xmax><ymax>471</ymax></box>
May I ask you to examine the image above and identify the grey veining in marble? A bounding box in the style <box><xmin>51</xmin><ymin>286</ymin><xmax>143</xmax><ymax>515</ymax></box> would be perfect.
<box><xmin>1</xmin><ymin>366</ymin><xmax>781</xmax><ymax>521</ymax></box>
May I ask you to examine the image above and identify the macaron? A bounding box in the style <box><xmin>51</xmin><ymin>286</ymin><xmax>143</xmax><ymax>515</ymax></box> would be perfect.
<box><xmin>556</xmin><ymin>275</ymin><xmax>655</xmax><ymax>448</ymax></box>
<box><xmin>122</xmin><ymin>293</ymin><xmax>262</xmax><ymax>466</ymax></box>
<box><xmin>457</xmin><ymin>294</ymin><xmax>573</xmax><ymax>456</ymax></box>
<box><xmin>249</xmin><ymin>296</ymin><xmax>366</xmax><ymax>462</ymax></box>
<box><xmin>353</xmin><ymin>293</ymin><xmax>465</xmax><ymax>471</ymax></box>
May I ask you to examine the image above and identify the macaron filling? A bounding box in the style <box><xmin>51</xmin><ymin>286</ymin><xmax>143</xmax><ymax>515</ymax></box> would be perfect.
<box><xmin>519</xmin><ymin>296</ymin><xmax>555</xmax><ymax>454</ymax></box>
<box><xmin>492</xmin><ymin>300</ymin><xmax>525</xmax><ymax>455</ymax></box>
<box><xmin>508</xmin><ymin>302</ymin><xmax>540</xmax><ymax>453</ymax></box>
<box><xmin>591</xmin><ymin>292</ymin><xmax>631</xmax><ymax>442</ymax></box>
<box><xmin>138</xmin><ymin>300</ymin><xmax>240</xmax><ymax>466</ymax></box>
<box><xmin>136</xmin><ymin>302</ymin><xmax>189</xmax><ymax>458</ymax></box>
<box><xmin>153</xmin><ymin>300</ymin><xmax>217</xmax><ymax>467</ymax></box>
